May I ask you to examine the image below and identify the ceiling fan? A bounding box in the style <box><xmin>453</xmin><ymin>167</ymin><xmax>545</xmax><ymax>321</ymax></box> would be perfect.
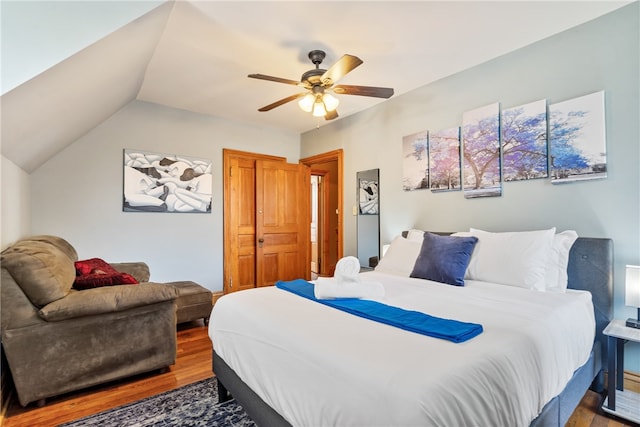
<box><xmin>248</xmin><ymin>50</ymin><xmax>394</xmax><ymax>121</ymax></box>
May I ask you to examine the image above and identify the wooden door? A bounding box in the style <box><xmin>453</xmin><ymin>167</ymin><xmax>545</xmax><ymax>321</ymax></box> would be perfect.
<box><xmin>256</xmin><ymin>160</ymin><xmax>310</xmax><ymax>286</ymax></box>
<box><xmin>224</xmin><ymin>150</ymin><xmax>310</xmax><ymax>294</ymax></box>
<box><xmin>226</xmin><ymin>156</ymin><xmax>257</xmax><ymax>293</ymax></box>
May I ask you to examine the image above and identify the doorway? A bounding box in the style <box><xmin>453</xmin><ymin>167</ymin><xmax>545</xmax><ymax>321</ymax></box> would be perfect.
<box><xmin>310</xmin><ymin>173</ymin><xmax>326</xmax><ymax>279</ymax></box>
<box><xmin>300</xmin><ymin>149</ymin><xmax>343</xmax><ymax>277</ymax></box>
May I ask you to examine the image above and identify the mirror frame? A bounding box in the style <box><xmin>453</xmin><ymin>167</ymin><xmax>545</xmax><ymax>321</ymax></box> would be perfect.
<box><xmin>356</xmin><ymin>168</ymin><xmax>380</xmax><ymax>268</ymax></box>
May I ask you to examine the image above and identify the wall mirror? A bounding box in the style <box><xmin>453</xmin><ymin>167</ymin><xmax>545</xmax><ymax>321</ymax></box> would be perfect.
<box><xmin>356</xmin><ymin>168</ymin><xmax>380</xmax><ymax>268</ymax></box>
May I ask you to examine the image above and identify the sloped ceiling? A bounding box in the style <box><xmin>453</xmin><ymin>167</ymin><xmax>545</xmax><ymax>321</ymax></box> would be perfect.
<box><xmin>1</xmin><ymin>0</ymin><xmax>630</xmax><ymax>173</ymax></box>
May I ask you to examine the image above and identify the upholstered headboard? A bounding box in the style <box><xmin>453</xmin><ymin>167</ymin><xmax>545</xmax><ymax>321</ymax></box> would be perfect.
<box><xmin>566</xmin><ymin>237</ymin><xmax>613</xmax><ymax>368</ymax></box>
<box><xmin>401</xmin><ymin>232</ymin><xmax>613</xmax><ymax>367</ymax></box>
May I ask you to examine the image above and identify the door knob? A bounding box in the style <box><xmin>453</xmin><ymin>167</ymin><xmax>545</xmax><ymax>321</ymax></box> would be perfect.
<box><xmin>258</xmin><ymin>238</ymin><xmax>264</xmax><ymax>248</ymax></box>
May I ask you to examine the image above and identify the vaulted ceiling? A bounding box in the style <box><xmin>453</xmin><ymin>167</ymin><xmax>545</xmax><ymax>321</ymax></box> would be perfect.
<box><xmin>1</xmin><ymin>1</ymin><xmax>629</xmax><ymax>173</ymax></box>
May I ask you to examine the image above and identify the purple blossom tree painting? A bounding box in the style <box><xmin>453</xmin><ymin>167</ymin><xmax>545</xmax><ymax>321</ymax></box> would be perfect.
<box><xmin>501</xmin><ymin>100</ymin><xmax>548</xmax><ymax>181</ymax></box>
<box><xmin>429</xmin><ymin>127</ymin><xmax>461</xmax><ymax>192</ymax></box>
<box><xmin>549</xmin><ymin>91</ymin><xmax>606</xmax><ymax>184</ymax></box>
<box><xmin>402</xmin><ymin>130</ymin><xmax>429</xmax><ymax>191</ymax></box>
<box><xmin>462</xmin><ymin>103</ymin><xmax>502</xmax><ymax>198</ymax></box>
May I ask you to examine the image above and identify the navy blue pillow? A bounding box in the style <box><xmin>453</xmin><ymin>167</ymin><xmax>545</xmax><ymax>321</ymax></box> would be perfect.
<box><xmin>410</xmin><ymin>232</ymin><xmax>478</xmax><ymax>286</ymax></box>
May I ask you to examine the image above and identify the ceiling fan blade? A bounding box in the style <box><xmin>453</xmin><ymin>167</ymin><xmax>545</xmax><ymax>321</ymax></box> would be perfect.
<box><xmin>321</xmin><ymin>54</ymin><xmax>363</xmax><ymax>86</ymax></box>
<box><xmin>257</xmin><ymin>93</ymin><xmax>306</xmax><ymax>112</ymax></box>
<box><xmin>248</xmin><ymin>74</ymin><xmax>301</xmax><ymax>86</ymax></box>
<box><xmin>325</xmin><ymin>110</ymin><xmax>339</xmax><ymax>121</ymax></box>
<box><xmin>333</xmin><ymin>85</ymin><xmax>394</xmax><ymax>98</ymax></box>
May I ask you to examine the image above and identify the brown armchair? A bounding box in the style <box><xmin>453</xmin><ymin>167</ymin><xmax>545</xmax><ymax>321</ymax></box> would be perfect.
<box><xmin>1</xmin><ymin>235</ymin><xmax>178</xmax><ymax>407</ymax></box>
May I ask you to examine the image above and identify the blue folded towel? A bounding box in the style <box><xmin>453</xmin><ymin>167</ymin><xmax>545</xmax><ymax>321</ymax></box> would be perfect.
<box><xmin>276</xmin><ymin>279</ymin><xmax>482</xmax><ymax>343</ymax></box>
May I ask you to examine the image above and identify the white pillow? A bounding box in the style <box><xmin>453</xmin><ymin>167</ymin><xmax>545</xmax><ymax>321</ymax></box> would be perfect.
<box><xmin>406</xmin><ymin>229</ymin><xmax>425</xmax><ymax>242</ymax></box>
<box><xmin>545</xmin><ymin>230</ymin><xmax>579</xmax><ymax>292</ymax></box>
<box><xmin>374</xmin><ymin>236</ymin><xmax>422</xmax><ymax>276</ymax></box>
<box><xmin>466</xmin><ymin>228</ymin><xmax>556</xmax><ymax>290</ymax></box>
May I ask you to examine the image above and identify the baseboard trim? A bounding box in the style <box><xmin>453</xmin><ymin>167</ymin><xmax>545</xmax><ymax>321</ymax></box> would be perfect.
<box><xmin>605</xmin><ymin>370</ymin><xmax>640</xmax><ymax>393</ymax></box>
<box><xmin>623</xmin><ymin>370</ymin><xmax>640</xmax><ymax>393</ymax></box>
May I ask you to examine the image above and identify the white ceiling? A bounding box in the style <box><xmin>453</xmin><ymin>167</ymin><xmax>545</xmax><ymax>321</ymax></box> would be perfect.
<box><xmin>1</xmin><ymin>0</ymin><xmax>630</xmax><ymax>172</ymax></box>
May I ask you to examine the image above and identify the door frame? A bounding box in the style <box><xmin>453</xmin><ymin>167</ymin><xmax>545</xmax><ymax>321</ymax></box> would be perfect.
<box><xmin>300</xmin><ymin>149</ymin><xmax>344</xmax><ymax>269</ymax></box>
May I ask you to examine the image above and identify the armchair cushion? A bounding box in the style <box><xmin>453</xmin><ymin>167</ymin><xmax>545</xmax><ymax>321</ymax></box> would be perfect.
<box><xmin>22</xmin><ymin>235</ymin><xmax>78</xmax><ymax>262</ymax></box>
<box><xmin>1</xmin><ymin>240</ymin><xmax>75</xmax><ymax>307</ymax></box>
<box><xmin>39</xmin><ymin>282</ymin><xmax>179</xmax><ymax>321</ymax></box>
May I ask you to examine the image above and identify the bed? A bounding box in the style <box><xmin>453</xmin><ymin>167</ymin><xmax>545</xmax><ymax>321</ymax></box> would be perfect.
<box><xmin>209</xmin><ymin>230</ymin><xmax>612</xmax><ymax>427</ymax></box>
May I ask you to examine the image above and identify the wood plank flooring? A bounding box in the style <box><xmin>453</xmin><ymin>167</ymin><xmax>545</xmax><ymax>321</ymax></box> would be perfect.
<box><xmin>2</xmin><ymin>322</ymin><xmax>638</xmax><ymax>427</ymax></box>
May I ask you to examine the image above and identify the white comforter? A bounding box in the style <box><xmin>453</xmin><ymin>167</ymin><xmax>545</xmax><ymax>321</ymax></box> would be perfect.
<box><xmin>209</xmin><ymin>272</ymin><xmax>595</xmax><ymax>427</ymax></box>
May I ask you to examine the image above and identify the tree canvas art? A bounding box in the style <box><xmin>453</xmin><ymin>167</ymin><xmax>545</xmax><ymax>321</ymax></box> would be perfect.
<box><xmin>549</xmin><ymin>91</ymin><xmax>607</xmax><ymax>184</ymax></box>
<box><xmin>402</xmin><ymin>131</ymin><xmax>429</xmax><ymax>191</ymax></box>
<box><xmin>429</xmin><ymin>127</ymin><xmax>461</xmax><ymax>192</ymax></box>
<box><xmin>501</xmin><ymin>99</ymin><xmax>548</xmax><ymax>181</ymax></box>
<box><xmin>123</xmin><ymin>149</ymin><xmax>213</xmax><ymax>213</ymax></box>
<box><xmin>462</xmin><ymin>103</ymin><xmax>502</xmax><ymax>198</ymax></box>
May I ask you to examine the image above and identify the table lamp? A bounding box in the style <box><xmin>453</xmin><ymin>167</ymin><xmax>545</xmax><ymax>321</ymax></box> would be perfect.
<box><xmin>626</xmin><ymin>265</ymin><xmax>640</xmax><ymax>329</ymax></box>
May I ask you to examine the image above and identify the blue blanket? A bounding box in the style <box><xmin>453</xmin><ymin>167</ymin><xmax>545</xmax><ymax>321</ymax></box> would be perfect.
<box><xmin>276</xmin><ymin>279</ymin><xmax>483</xmax><ymax>343</ymax></box>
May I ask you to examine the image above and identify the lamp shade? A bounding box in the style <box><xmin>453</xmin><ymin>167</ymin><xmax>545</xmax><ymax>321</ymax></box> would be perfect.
<box><xmin>298</xmin><ymin>94</ymin><xmax>315</xmax><ymax>113</ymax></box>
<box><xmin>625</xmin><ymin>265</ymin><xmax>640</xmax><ymax>308</ymax></box>
<box><xmin>312</xmin><ymin>99</ymin><xmax>327</xmax><ymax>117</ymax></box>
<box><xmin>322</xmin><ymin>93</ymin><xmax>339</xmax><ymax>112</ymax></box>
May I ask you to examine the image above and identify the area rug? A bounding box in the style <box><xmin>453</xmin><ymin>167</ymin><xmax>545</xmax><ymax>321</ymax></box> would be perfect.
<box><xmin>60</xmin><ymin>378</ymin><xmax>256</xmax><ymax>426</ymax></box>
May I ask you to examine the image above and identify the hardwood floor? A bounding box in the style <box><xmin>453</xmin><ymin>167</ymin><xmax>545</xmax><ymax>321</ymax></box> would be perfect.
<box><xmin>2</xmin><ymin>321</ymin><xmax>638</xmax><ymax>427</ymax></box>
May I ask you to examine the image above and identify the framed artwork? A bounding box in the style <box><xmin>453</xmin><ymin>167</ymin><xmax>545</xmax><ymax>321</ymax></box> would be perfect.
<box><xmin>429</xmin><ymin>126</ymin><xmax>461</xmax><ymax>192</ymax></box>
<box><xmin>402</xmin><ymin>130</ymin><xmax>429</xmax><ymax>191</ymax></box>
<box><xmin>501</xmin><ymin>99</ymin><xmax>548</xmax><ymax>181</ymax></box>
<box><xmin>462</xmin><ymin>102</ymin><xmax>502</xmax><ymax>198</ymax></box>
<box><xmin>549</xmin><ymin>91</ymin><xmax>607</xmax><ymax>184</ymax></box>
<box><xmin>123</xmin><ymin>149</ymin><xmax>212</xmax><ymax>213</ymax></box>
<box><xmin>359</xmin><ymin>179</ymin><xmax>379</xmax><ymax>215</ymax></box>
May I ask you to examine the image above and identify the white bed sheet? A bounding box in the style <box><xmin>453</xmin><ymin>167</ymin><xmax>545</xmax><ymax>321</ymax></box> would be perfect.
<box><xmin>209</xmin><ymin>271</ymin><xmax>595</xmax><ymax>427</ymax></box>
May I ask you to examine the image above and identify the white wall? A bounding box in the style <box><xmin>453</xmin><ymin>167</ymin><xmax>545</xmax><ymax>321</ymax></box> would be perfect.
<box><xmin>1</xmin><ymin>155</ymin><xmax>31</xmax><ymax>248</ymax></box>
<box><xmin>301</xmin><ymin>4</ymin><xmax>640</xmax><ymax>371</ymax></box>
<box><xmin>30</xmin><ymin>100</ymin><xmax>300</xmax><ymax>292</ymax></box>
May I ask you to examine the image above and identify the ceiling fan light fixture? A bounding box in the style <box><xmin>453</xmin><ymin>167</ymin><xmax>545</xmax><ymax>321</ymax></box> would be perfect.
<box><xmin>323</xmin><ymin>93</ymin><xmax>339</xmax><ymax>112</ymax></box>
<box><xmin>250</xmin><ymin>49</ymin><xmax>393</xmax><ymax>120</ymax></box>
<box><xmin>298</xmin><ymin>93</ymin><xmax>315</xmax><ymax>113</ymax></box>
<box><xmin>312</xmin><ymin>99</ymin><xmax>327</xmax><ymax>117</ymax></box>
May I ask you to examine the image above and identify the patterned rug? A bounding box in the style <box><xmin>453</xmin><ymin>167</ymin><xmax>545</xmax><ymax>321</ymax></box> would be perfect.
<box><xmin>60</xmin><ymin>378</ymin><xmax>256</xmax><ymax>426</ymax></box>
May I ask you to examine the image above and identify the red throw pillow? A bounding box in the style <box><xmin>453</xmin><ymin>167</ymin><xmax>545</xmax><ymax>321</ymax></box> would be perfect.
<box><xmin>73</xmin><ymin>258</ymin><xmax>139</xmax><ymax>290</ymax></box>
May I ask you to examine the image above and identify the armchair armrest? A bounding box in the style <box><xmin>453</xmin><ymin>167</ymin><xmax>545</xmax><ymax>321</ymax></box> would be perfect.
<box><xmin>39</xmin><ymin>283</ymin><xmax>178</xmax><ymax>321</ymax></box>
<box><xmin>109</xmin><ymin>262</ymin><xmax>150</xmax><ymax>283</ymax></box>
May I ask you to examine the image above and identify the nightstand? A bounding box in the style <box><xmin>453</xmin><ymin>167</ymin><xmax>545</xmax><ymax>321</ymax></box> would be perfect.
<box><xmin>602</xmin><ymin>319</ymin><xmax>640</xmax><ymax>424</ymax></box>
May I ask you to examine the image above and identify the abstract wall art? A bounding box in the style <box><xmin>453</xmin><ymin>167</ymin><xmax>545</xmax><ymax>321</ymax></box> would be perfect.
<box><xmin>358</xmin><ymin>179</ymin><xmax>379</xmax><ymax>215</ymax></box>
<box><xmin>123</xmin><ymin>149</ymin><xmax>213</xmax><ymax>213</ymax></box>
